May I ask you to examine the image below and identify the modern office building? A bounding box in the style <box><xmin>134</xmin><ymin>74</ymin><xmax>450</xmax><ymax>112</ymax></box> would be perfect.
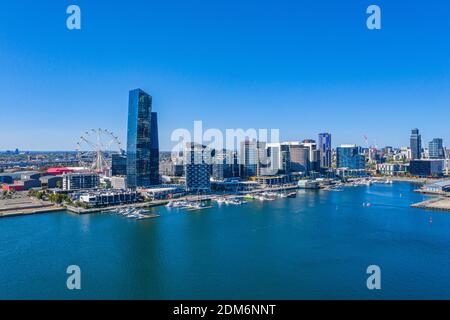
<box><xmin>429</xmin><ymin>138</ymin><xmax>445</xmax><ymax>159</ymax></box>
<box><xmin>286</xmin><ymin>143</ymin><xmax>309</xmax><ymax>174</ymax></box>
<box><xmin>336</xmin><ymin>144</ymin><xmax>366</xmax><ymax>170</ymax></box>
<box><xmin>410</xmin><ymin>128</ymin><xmax>422</xmax><ymax>160</ymax></box>
<box><xmin>318</xmin><ymin>133</ymin><xmax>332</xmax><ymax>168</ymax></box>
<box><xmin>184</xmin><ymin>143</ymin><xmax>211</xmax><ymax>192</ymax></box>
<box><xmin>239</xmin><ymin>140</ymin><xmax>257</xmax><ymax>178</ymax></box>
<box><xmin>62</xmin><ymin>172</ymin><xmax>100</xmax><ymax>191</ymax></box>
<box><xmin>126</xmin><ymin>88</ymin><xmax>159</xmax><ymax>188</ymax></box>
<box><xmin>111</xmin><ymin>153</ymin><xmax>127</xmax><ymax>176</ymax></box>
<box><xmin>409</xmin><ymin>159</ymin><xmax>444</xmax><ymax>178</ymax></box>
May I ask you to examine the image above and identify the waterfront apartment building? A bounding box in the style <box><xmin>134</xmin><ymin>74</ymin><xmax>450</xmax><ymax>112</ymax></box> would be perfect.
<box><xmin>79</xmin><ymin>190</ymin><xmax>139</xmax><ymax>207</ymax></box>
<box><xmin>376</xmin><ymin>163</ymin><xmax>408</xmax><ymax>176</ymax></box>
<box><xmin>126</xmin><ymin>89</ymin><xmax>159</xmax><ymax>188</ymax></box>
<box><xmin>429</xmin><ymin>138</ymin><xmax>445</xmax><ymax>159</ymax></box>
<box><xmin>184</xmin><ymin>143</ymin><xmax>211</xmax><ymax>192</ymax></box>
<box><xmin>318</xmin><ymin>133</ymin><xmax>332</xmax><ymax>168</ymax></box>
<box><xmin>410</xmin><ymin>128</ymin><xmax>422</xmax><ymax>160</ymax></box>
<box><xmin>62</xmin><ymin>172</ymin><xmax>99</xmax><ymax>191</ymax></box>
<box><xmin>336</xmin><ymin>144</ymin><xmax>366</xmax><ymax>170</ymax></box>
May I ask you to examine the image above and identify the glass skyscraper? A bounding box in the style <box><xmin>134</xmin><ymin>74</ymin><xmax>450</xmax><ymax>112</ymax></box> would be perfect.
<box><xmin>318</xmin><ymin>133</ymin><xmax>332</xmax><ymax>168</ymax></box>
<box><xmin>429</xmin><ymin>138</ymin><xmax>444</xmax><ymax>159</ymax></box>
<box><xmin>126</xmin><ymin>89</ymin><xmax>159</xmax><ymax>188</ymax></box>
<box><xmin>410</xmin><ymin>128</ymin><xmax>422</xmax><ymax>160</ymax></box>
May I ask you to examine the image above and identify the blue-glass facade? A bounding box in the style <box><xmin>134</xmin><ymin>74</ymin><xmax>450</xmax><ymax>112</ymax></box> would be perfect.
<box><xmin>318</xmin><ymin>133</ymin><xmax>332</xmax><ymax>168</ymax></box>
<box><xmin>126</xmin><ymin>89</ymin><xmax>156</xmax><ymax>188</ymax></box>
<box><xmin>429</xmin><ymin>138</ymin><xmax>444</xmax><ymax>159</ymax></box>
<box><xmin>410</xmin><ymin>128</ymin><xmax>422</xmax><ymax>160</ymax></box>
<box><xmin>336</xmin><ymin>145</ymin><xmax>366</xmax><ymax>169</ymax></box>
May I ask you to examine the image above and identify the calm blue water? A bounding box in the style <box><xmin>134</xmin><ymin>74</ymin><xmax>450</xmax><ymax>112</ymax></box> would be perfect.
<box><xmin>1</xmin><ymin>182</ymin><xmax>450</xmax><ymax>299</ymax></box>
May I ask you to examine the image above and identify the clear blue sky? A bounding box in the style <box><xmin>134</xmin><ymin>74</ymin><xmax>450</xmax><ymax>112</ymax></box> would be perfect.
<box><xmin>1</xmin><ymin>0</ymin><xmax>449</xmax><ymax>151</ymax></box>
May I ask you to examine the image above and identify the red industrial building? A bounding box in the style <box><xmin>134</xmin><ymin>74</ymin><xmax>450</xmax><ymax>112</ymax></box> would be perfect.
<box><xmin>47</xmin><ymin>168</ymin><xmax>74</xmax><ymax>175</ymax></box>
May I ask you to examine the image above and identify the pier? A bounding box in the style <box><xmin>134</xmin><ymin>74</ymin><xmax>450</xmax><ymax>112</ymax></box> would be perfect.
<box><xmin>411</xmin><ymin>198</ymin><xmax>450</xmax><ymax>212</ymax></box>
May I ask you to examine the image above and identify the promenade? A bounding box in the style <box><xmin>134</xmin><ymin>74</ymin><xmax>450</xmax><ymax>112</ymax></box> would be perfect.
<box><xmin>0</xmin><ymin>193</ymin><xmax>64</xmax><ymax>218</ymax></box>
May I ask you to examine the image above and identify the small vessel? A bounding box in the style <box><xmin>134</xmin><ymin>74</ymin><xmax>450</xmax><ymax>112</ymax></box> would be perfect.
<box><xmin>287</xmin><ymin>192</ymin><xmax>297</xmax><ymax>198</ymax></box>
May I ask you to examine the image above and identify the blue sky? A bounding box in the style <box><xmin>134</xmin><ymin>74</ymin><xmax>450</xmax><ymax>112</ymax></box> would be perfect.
<box><xmin>0</xmin><ymin>0</ymin><xmax>449</xmax><ymax>151</ymax></box>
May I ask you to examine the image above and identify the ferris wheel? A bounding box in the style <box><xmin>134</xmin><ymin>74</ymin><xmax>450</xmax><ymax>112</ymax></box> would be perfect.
<box><xmin>76</xmin><ymin>128</ymin><xmax>124</xmax><ymax>173</ymax></box>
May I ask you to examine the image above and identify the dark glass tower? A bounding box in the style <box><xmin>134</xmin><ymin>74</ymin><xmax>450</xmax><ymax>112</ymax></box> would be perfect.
<box><xmin>318</xmin><ymin>133</ymin><xmax>332</xmax><ymax>168</ymax></box>
<box><xmin>149</xmin><ymin>112</ymin><xmax>160</xmax><ymax>185</ymax></box>
<box><xmin>410</xmin><ymin>128</ymin><xmax>422</xmax><ymax>160</ymax></box>
<box><xmin>126</xmin><ymin>88</ymin><xmax>153</xmax><ymax>188</ymax></box>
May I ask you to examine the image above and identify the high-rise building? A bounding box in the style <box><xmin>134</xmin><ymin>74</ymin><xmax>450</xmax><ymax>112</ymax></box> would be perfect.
<box><xmin>149</xmin><ymin>112</ymin><xmax>160</xmax><ymax>184</ymax></box>
<box><xmin>266</xmin><ymin>143</ymin><xmax>283</xmax><ymax>175</ymax></box>
<box><xmin>336</xmin><ymin>144</ymin><xmax>366</xmax><ymax>169</ymax></box>
<box><xmin>126</xmin><ymin>89</ymin><xmax>159</xmax><ymax>188</ymax></box>
<box><xmin>256</xmin><ymin>141</ymin><xmax>269</xmax><ymax>177</ymax></box>
<box><xmin>410</xmin><ymin>128</ymin><xmax>422</xmax><ymax>160</ymax></box>
<box><xmin>111</xmin><ymin>153</ymin><xmax>127</xmax><ymax>176</ymax></box>
<box><xmin>302</xmin><ymin>139</ymin><xmax>320</xmax><ymax>173</ymax></box>
<box><xmin>429</xmin><ymin>138</ymin><xmax>444</xmax><ymax>159</ymax></box>
<box><xmin>285</xmin><ymin>143</ymin><xmax>309</xmax><ymax>174</ymax></box>
<box><xmin>184</xmin><ymin>143</ymin><xmax>211</xmax><ymax>192</ymax></box>
<box><xmin>211</xmin><ymin>149</ymin><xmax>235</xmax><ymax>181</ymax></box>
<box><xmin>239</xmin><ymin>140</ymin><xmax>257</xmax><ymax>178</ymax></box>
<box><xmin>318</xmin><ymin>133</ymin><xmax>332</xmax><ymax>168</ymax></box>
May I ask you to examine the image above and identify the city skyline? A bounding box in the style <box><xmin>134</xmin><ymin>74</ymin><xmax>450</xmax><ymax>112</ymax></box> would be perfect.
<box><xmin>1</xmin><ymin>1</ymin><xmax>450</xmax><ymax>151</ymax></box>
